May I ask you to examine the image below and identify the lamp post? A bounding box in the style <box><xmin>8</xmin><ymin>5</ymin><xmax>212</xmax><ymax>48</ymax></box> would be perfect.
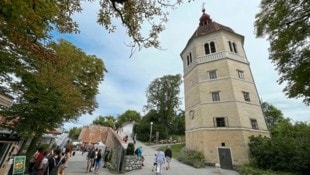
<box><xmin>149</xmin><ymin>122</ymin><xmax>153</xmax><ymax>145</ymax></box>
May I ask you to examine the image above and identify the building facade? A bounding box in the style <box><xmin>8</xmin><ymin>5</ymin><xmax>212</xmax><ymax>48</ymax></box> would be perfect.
<box><xmin>180</xmin><ymin>9</ymin><xmax>270</xmax><ymax>169</ymax></box>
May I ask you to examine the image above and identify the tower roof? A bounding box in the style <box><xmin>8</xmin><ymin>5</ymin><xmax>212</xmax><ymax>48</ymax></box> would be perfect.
<box><xmin>195</xmin><ymin>8</ymin><xmax>234</xmax><ymax>36</ymax></box>
<box><xmin>181</xmin><ymin>8</ymin><xmax>243</xmax><ymax>56</ymax></box>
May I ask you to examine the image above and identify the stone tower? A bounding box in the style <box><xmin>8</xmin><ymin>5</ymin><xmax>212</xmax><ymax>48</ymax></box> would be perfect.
<box><xmin>180</xmin><ymin>9</ymin><xmax>270</xmax><ymax>169</ymax></box>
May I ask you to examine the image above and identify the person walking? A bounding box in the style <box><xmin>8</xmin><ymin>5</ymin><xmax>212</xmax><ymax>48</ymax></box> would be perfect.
<box><xmin>155</xmin><ymin>151</ymin><xmax>165</xmax><ymax>175</ymax></box>
<box><xmin>136</xmin><ymin>146</ymin><xmax>144</xmax><ymax>166</ymax></box>
<box><xmin>94</xmin><ymin>149</ymin><xmax>102</xmax><ymax>174</ymax></box>
<box><xmin>165</xmin><ymin>146</ymin><xmax>172</xmax><ymax>170</ymax></box>
<box><xmin>36</xmin><ymin>150</ymin><xmax>50</xmax><ymax>175</ymax></box>
<box><xmin>86</xmin><ymin>146</ymin><xmax>96</xmax><ymax>172</ymax></box>
<box><xmin>151</xmin><ymin>154</ymin><xmax>157</xmax><ymax>172</ymax></box>
<box><xmin>47</xmin><ymin>149</ymin><xmax>62</xmax><ymax>175</ymax></box>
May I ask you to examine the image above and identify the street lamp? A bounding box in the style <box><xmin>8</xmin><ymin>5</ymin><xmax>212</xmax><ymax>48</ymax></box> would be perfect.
<box><xmin>149</xmin><ymin>122</ymin><xmax>153</xmax><ymax>145</ymax></box>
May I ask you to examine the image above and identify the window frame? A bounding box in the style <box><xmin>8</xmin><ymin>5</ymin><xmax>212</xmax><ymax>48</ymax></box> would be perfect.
<box><xmin>213</xmin><ymin>117</ymin><xmax>228</xmax><ymax>127</ymax></box>
<box><xmin>242</xmin><ymin>91</ymin><xmax>250</xmax><ymax>102</ymax></box>
<box><xmin>250</xmin><ymin>119</ymin><xmax>259</xmax><ymax>129</ymax></box>
<box><xmin>204</xmin><ymin>41</ymin><xmax>216</xmax><ymax>55</ymax></box>
<box><xmin>211</xmin><ymin>91</ymin><xmax>220</xmax><ymax>101</ymax></box>
<box><xmin>204</xmin><ymin>43</ymin><xmax>210</xmax><ymax>55</ymax></box>
<box><xmin>237</xmin><ymin>70</ymin><xmax>245</xmax><ymax>79</ymax></box>
<box><xmin>228</xmin><ymin>41</ymin><xmax>238</xmax><ymax>53</ymax></box>
<box><xmin>208</xmin><ymin>70</ymin><xmax>217</xmax><ymax>79</ymax></box>
<box><xmin>210</xmin><ymin>41</ymin><xmax>216</xmax><ymax>53</ymax></box>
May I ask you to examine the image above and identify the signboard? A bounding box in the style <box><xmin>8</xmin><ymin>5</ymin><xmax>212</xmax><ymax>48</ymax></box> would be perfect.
<box><xmin>13</xmin><ymin>156</ymin><xmax>26</xmax><ymax>174</ymax></box>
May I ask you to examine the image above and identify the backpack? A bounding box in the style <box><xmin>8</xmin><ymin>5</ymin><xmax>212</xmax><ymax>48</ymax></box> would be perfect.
<box><xmin>89</xmin><ymin>150</ymin><xmax>96</xmax><ymax>159</ymax></box>
<box><xmin>134</xmin><ymin>148</ymin><xmax>138</xmax><ymax>155</ymax></box>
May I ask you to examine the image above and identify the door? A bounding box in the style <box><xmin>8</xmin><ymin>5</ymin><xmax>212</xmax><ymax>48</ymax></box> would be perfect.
<box><xmin>218</xmin><ymin>148</ymin><xmax>233</xmax><ymax>169</ymax></box>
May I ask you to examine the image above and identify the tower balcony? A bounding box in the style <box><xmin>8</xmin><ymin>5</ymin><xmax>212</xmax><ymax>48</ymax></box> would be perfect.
<box><xmin>184</xmin><ymin>51</ymin><xmax>248</xmax><ymax>75</ymax></box>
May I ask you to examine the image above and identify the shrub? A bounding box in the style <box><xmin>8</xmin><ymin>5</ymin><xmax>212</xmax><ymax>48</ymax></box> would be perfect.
<box><xmin>126</xmin><ymin>143</ymin><xmax>135</xmax><ymax>155</ymax></box>
<box><xmin>177</xmin><ymin>147</ymin><xmax>206</xmax><ymax>168</ymax></box>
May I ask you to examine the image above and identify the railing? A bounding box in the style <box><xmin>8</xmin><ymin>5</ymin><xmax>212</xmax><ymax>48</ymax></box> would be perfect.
<box><xmin>184</xmin><ymin>51</ymin><xmax>248</xmax><ymax>75</ymax></box>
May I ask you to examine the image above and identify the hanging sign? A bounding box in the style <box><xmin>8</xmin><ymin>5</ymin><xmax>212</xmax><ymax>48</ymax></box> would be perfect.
<box><xmin>13</xmin><ymin>156</ymin><xmax>26</xmax><ymax>174</ymax></box>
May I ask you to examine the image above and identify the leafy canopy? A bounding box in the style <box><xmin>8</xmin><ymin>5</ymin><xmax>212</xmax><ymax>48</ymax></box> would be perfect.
<box><xmin>0</xmin><ymin>39</ymin><xmax>106</xmax><ymax>137</ymax></box>
<box><xmin>144</xmin><ymin>74</ymin><xmax>182</xmax><ymax>138</ymax></box>
<box><xmin>93</xmin><ymin>115</ymin><xmax>116</xmax><ymax>128</ymax></box>
<box><xmin>249</xmin><ymin>101</ymin><xmax>310</xmax><ymax>173</ymax></box>
<box><xmin>255</xmin><ymin>0</ymin><xmax>310</xmax><ymax>105</ymax></box>
<box><xmin>0</xmin><ymin>0</ymin><xmax>189</xmax><ymax>58</ymax></box>
<box><xmin>117</xmin><ymin>110</ymin><xmax>141</xmax><ymax>126</ymax></box>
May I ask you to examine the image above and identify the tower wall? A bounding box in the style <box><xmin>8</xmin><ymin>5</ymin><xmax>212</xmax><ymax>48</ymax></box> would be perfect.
<box><xmin>181</xmin><ymin>11</ymin><xmax>270</xmax><ymax>168</ymax></box>
<box><xmin>186</xmin><ymin>129</ymin><xmax>269</xmax><ymax>165</ymax></box>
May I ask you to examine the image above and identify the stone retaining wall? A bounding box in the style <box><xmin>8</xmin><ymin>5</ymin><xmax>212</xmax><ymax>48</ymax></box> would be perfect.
<box><xmin>122</xmin><ymin>155</ymin><xmax>142</xmax><ymax>172</ymax></box>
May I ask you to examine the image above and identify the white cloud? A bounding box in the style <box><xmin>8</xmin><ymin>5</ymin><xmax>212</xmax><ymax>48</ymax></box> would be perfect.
<box><xmin>63</xmin><ymin>0</ymin><xmax>309</xmax><ymax>129</ymax></box>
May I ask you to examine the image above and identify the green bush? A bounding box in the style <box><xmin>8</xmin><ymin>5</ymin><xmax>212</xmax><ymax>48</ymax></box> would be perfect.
<box><xmin>126</xmin><ymin>143</ymin><xmax>135</xmax><ymax>155</ymax></box>
<box><xmin>177</xmin><ymin>147</ymin><xmax>206</xmax><ymax>168</ymax></box>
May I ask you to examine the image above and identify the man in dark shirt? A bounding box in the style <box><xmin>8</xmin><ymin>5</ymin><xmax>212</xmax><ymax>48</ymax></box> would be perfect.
<box><xmin>164</xmin><ymin>146</ymin><xmax>172</xmax><ymax>170</ymax></box>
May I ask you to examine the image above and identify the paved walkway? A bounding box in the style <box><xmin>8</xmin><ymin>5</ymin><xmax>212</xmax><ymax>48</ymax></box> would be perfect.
<box><xmin>65</xmin><ymin>141</ymin><xmax>240</xmax><ymax>175</ymax></box>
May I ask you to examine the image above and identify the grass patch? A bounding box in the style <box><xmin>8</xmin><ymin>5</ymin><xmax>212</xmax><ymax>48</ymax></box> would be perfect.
<box><xmin>157</xmin><ymin>143</ymin><xmax>185</xmax><ymax>159</ymax></box>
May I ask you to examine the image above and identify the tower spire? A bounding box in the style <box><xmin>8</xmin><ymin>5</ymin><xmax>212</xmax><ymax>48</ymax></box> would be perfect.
<box><xmin>202</xmin><ymin>2</ymin><xmax>205</xmax><ymax>13</ymax></box>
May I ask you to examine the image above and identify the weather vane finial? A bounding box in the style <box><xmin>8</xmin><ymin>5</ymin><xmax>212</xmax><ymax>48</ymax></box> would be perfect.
<box><xmin>202</xmin><ymin>2</ymin><xmax>206</xmax><ymax>12</ymax></box>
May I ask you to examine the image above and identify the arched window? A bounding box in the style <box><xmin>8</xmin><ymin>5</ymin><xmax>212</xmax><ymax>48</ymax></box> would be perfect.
<box><xmin>210</xmin><ymin>42</ymin><xmax>216</xmax><ymax>53</ymax></box>
<box><xmin>204</xmin><ymin>43</ymin><xmax>210</xmax><ymax>54</ymax></box>
<box><xmin>204</xmin><ymin>42</ymin><xmax>216</xmax><ymax>55</ymax></box>
<box><xmin>228</xmin><ymin>41</ymin><xmax>238</xmax><ymax>53</ymax></box>
<box><xmin>232</xmin><ymin>42</ymin><xmax>238</xmax><ymax>53</ymax></box>
<box><xmin>186</xmin><ymin>56</ymin><xmax>189</xmax><ymax>65</ymax></box>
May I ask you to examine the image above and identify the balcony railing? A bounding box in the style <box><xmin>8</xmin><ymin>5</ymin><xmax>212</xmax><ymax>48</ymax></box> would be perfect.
<box><xmin>184</xmin><ymin>51</ymin><xmax>248</xmax><ymax>75</ymax></box>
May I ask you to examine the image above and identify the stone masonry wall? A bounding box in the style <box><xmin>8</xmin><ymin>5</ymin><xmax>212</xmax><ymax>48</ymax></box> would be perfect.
<box><xmin>122</xmin><ymin>155</ymin><xmax>142</xmax><ymax>172</ymax></box>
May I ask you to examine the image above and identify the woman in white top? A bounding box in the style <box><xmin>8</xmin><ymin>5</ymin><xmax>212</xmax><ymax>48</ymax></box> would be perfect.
<box><xmin>155</xmin><ymin>151</ymin><xmax>166</xmax><ymax>175</ymax></box>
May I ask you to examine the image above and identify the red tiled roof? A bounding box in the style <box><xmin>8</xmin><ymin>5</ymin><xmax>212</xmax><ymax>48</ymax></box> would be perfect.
<box><xmin>78</xmin><ymin>125</ymin><xmax>109</xmax><ymax>144</ymax></box>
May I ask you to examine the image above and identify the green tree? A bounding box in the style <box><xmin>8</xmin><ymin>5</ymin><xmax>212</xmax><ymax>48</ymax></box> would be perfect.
<box><xmin>69</xmin><ymin>127</ymin><xmax>82</xmax><ymax>140</ymax></box>
<box><xmin>255</xmin><ymin>0</ymin><xmax>310</xmax><ymax>105</ymax></box>
<box><xmin>117</xmin><ymin>110</ymin><xmax>141</xmax><ymax>126</ymax></box>
<box><xmin>171</xmin><ymin>109</ymin><xmax>185</xmax><ymax>135</ymax></box>
<box><xmin>0</xmin><ymin>39</ymin><xmax>105</xmax><ymax>138</ymax></box>
<box><xmin>133</xmin><ymin>109</ymin><xmax>166</xmax><ymax>142</ymax></box>
<box><xmin>0</xmin><ymin>0</ymin><xmax>187</xmax><ymax>61</ymax></box>
<box><xmin>261</xmin><ymin>102</ymin><xmax>285</xmax><ymax>131</ymax></box>
<box><xmin>249</xmin><ymin>102</ymin><xmax>310</xmax><ymax>173</ymax></box>
<box><xmin>93</xmin><ymin>115</ymin><xmax>116</xmax><ymax>128</ymax></box>
<box><xmin>144</xmin><ymin>74</ymin><xmax>182</xmax><ymax>139</ymax></box>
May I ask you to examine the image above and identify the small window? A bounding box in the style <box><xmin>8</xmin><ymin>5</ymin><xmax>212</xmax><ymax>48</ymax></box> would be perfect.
<box><xmin>213</xmin><ymin>117</ymin><xmax>228</xmax><ymax>127</ymax></box>
<box><xmin>209</xmin><ymin>70</ymin><xmax>217</xmax><ymax>79</ymax></box>
<box><xmin>228</xmin><ymin>41</ymin><xmax>237</xmax><ymax>53</ymax></box>
<box><xmin>242</xmin><ymin>91</ymin><xmax>250</xmax><ymax>102</ymax></box>
<box><xmin>232</xmin><ymin>42</ymin><xmax>238</xmax><ymax>53</ymax></box>
<box><xmin>186</xmin><ymin>56</ymin><xmax>189</xmax><ymax>65</ymax></box>
<box><xmin>210</xmin><ymin>42</ymin><xmax>216</xmax><ymax>53</ymax></box>
<box><xmin>204</xmin><ymin>43</ymin><xmax>210</xmax><ymax>54</ymax></box>
<box><xmin>189</xmin><ymin>52</ymin><xmax>192</xmax><ymax>63</ymax></box>
<box><xmin>237</xmin><ymin>70</ymin><xmax>244</xmax><ymax>79</ymax></box>
<box><xmin>204</xmin><ymin>42</ymin><xmax>216</xmax><ymax>55</ymax></box>
<box><xmin>212</xmin><ymin>91</ymin><xmax>220</xmax><ymax>101</ymax></box>
<box><xmin>250</xmin><ymin>119</ymin><xmax>258</xmax><ymax>129</ymax></box>
<box><xmin>228</xmin><ymin>41</ymin><xmax>233</xmax><ymax>52</ymax></box>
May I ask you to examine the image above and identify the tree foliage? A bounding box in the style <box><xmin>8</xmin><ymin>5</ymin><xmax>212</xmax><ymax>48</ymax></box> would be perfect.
<box><xmin>117</xmin><ymin>110</ymin><xmax>141</xmax><ymax>127</ymax></box>
<box><xmin>255</xmin><ymin>0</ymin><xmax>310</xmax><ymax>105</ymax></box>
<box><xmin>69</xmin><ymin>127</ymin><xmax>82</xmax><ymax>140</ymax></box>
<box><xmin>0</xmin><ymin>39</ymin><xmax>105</xmax><ymax>137</ymax></box>
<box><xmin>261</xmin><ymin>102</ymin><xmax>285</xmax><ymax>131</ymax></box>
<box><xmin>249</xmin><ymin>102</ymin><xmax>310</xmax><ymax>173</ymax></box>
<box><xmin>93</xmin><ymin>115</ymin><xmax>116</xmax><ymax>128</ymax></box>
<box><xmin>144</xmin><ymin>74</ymin><xmax>182</xmax><ymax>139</ymax></box>
<box><xmin>0</xmin><ymin>0</ymin><xmax>187</xmax><ymax>58</ymax></box>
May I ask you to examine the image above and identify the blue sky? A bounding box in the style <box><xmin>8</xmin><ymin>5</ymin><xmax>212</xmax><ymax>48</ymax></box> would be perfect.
<box><xmin>62</xmin><ymin>0</ymin><xmax>309</xmax><ymax>129</ymax></box>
